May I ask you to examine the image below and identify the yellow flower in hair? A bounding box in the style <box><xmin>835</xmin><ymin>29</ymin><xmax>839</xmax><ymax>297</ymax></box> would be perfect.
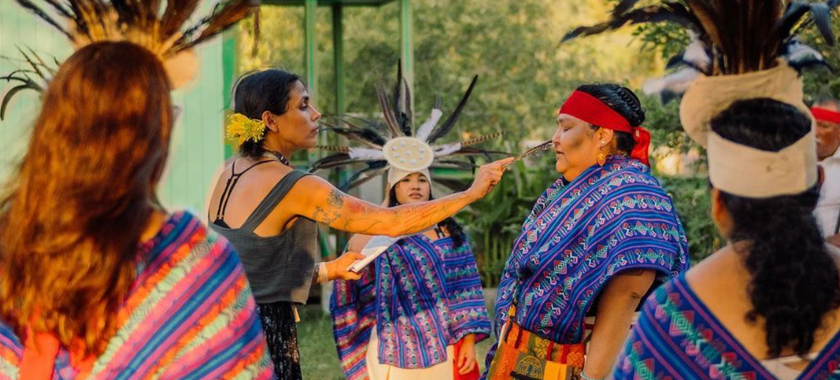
<box><xmin>226</xmin><ymin>113</ymin><xmax>267</xmax><ymax>145</ymax></box>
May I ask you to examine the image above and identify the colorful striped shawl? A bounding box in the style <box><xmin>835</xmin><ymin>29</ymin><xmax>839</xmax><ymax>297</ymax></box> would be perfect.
<box><xmin>331</xmin><ymin>235</ymin><xmax>490</xmax><ymax>380</ymax></box>
<box><xmin>482</xmin><ymin>157</ymin><xmax>689</xmax><ymax>378</ymax></box>
<box><xmin>614</xmin><ymin>275</ymin><xmax>840</xmax><ymax>380</ymax></box>
<box><xmin>0</xmin><ymin>212</ymin><xmax>275</xmax><ymax>380</ymax></box>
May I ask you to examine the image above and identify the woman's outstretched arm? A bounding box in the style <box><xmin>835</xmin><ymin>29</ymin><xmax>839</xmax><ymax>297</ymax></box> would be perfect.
<box><xmin>291</xmin><ymin>158</ymin><xmax>512</xmax><ymax>237</ymax></box>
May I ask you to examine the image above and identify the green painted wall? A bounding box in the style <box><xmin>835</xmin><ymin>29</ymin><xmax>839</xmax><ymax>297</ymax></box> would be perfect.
<box><xmin>0</xmin><ymin>3</ymin><xmax>229</xmax><ymax>217</ymax></box>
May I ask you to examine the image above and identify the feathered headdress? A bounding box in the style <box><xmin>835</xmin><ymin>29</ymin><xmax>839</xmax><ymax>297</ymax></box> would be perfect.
<box><xmin>311</xmin><ymin>66</ymin><xmax>507</xmax><ymax>190</ymax></box>
<box><xmin>564</xmin><ymin>0</ymin><xmax>839</xmax><ymax>102</ymax></box>
<box><xmin>10</xmin><ymin>0</ymin><xmax>259</xmax><ymax>89</ymax></box>
<box><xmin>564</xmin><ymin>0</ymin><xmax>834</xmax><ymax>198</ymax></box>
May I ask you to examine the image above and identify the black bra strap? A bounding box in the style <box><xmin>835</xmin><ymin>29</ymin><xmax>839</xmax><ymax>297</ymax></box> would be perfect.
<box><xmin>214</xmin><ymin>160</ymin><xmax>274</xmax><ymax>223</ymax></box>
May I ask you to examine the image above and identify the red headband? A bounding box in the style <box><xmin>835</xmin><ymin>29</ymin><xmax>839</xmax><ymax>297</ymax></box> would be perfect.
<box><xmin>558</xmin><ymin>90</ymin><xmax>651</xmax><ymax>166</ymax></box>
<box><xmin>812</xmin><ymin>107</ymin><xmax>840</xmax><ymax>125</ymax></box>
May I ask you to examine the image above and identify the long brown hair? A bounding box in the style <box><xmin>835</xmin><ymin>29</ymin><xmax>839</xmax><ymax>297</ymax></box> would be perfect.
<box><xmin>0</xmin><ymin>42</ymin><xmax>173</xmax><ymax>356</ymax></box>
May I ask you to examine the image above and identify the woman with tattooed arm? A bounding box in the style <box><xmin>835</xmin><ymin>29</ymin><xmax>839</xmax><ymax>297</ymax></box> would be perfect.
<box><xmin>207</xmin><ymin>69</ymin><xmax>511</xmax><ymax>379</ymax></box>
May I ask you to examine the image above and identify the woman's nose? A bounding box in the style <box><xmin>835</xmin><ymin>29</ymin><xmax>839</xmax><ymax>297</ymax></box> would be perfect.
<box><xmin>311</xmin><ymin>105</ymin><xmax>322</xmax><ymax>121</ymax></box>
<box><xmin>551</xmin><ymin>128</ymin><xmax>562</xmax><ymax>145</ymax></box>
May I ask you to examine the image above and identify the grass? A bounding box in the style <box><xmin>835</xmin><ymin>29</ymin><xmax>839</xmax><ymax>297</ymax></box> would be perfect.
<box><xmin>297</xmin><ymin>306</ymin><xmax>495</xmax><ymax>380</ymax></box>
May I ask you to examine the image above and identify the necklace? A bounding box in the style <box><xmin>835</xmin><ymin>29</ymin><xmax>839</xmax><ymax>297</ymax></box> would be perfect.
<box><xmin>264</xmin><ymin>151</ymin><xmax>291</xmax><ymax>166</ymax></box>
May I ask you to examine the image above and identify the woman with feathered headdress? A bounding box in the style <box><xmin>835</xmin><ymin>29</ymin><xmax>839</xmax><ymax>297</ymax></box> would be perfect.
<box><xmin>329</xmin><ymin>167</ymin><xmax>491</xmax><ymax>380</ymax></box>
<box><xmin>566</xmin><ymin>1</ymin><xmax>840</xmax><ymax>379</ymax></box>
<box><xmin>0</xmin><ymin>1</ymin><xmax>275</xmax><ymax>379</ymax></box>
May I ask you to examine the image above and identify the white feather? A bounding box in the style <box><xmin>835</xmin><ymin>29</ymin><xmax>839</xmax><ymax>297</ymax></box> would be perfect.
<box><xmin>433</xmin><ymin>143</ymin><xmax>462</xmax><ymax>157</ymax></box>
<box><xmin>684</xmin><ymin>31</ymin><xmax>711</xmax><ymax>72</ymax></box>
<box><xmin>415</xmin><ymin>109</ymin><xmax>443</xmax><ymax>142</ymax></box>
<box><xmin>642</xmin><ymin>68</ymin><xmax>700</xmax><ymax>97</ymax></box>
<box><xmin>348</xmin><ymin>147</ymin><xmax>385</xmax><ymax>161</ymax></box>
<box><xmin>784</xmin><ymin>40</ymin><xmax>825</xmax><ymax>63</ymax></box>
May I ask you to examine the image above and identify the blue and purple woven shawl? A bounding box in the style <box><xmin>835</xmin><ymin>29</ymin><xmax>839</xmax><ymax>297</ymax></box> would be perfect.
<box><xmin>614</xmin><ymin>275</ymin><xmax>840</xmax><ymax>379</ymax></box>
<box><xmin>482</xmin><ymin>157</ymin><xmax>689</xmax><ymax>378</ymax></box>
<box><xmin>331</xmin><ymin>235</ymin><xmax>490</xmax><ymax>380</ymax></box>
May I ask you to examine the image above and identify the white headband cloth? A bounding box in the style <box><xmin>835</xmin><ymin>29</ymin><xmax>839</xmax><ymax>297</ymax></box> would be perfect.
<box><xmin>679</xmin><ymin>60</ymin><xmax>818</xmax><ymax>198</ymax></box>
<box><xmin>707</xmin><ymin>131</ymin><xmax>817</xmax><ymax>198</ymax></box>
<box><xmin>387</xmin><ymin>167</ymin><xmax>432</xmax><ymax>190</ymax></box>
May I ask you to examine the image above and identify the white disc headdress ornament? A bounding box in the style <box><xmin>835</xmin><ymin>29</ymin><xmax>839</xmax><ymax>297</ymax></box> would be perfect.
<box><xmin>311</xmin><ymin>66</ymin><xmax>507</xmax><ymax>190</ymax></box>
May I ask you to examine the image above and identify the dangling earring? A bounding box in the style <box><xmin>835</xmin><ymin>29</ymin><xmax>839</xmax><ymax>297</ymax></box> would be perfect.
<box><xmin>597</xmin><ymin>150</ymin><xmax>607</xmax><ymax>166</ymax></box>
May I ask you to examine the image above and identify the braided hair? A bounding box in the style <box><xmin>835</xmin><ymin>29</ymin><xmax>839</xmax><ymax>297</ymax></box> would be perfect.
<box><xmin>576</xmin><ymin>84</ymin><xmax>645</xmax><ymax>155</ymax></box>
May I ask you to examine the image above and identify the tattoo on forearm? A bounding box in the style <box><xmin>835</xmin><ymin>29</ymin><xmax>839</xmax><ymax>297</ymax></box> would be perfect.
<box><xmin>320</xmin><ymin>191</ymin><xmax>465</xmax><ymax>236</ymax></box>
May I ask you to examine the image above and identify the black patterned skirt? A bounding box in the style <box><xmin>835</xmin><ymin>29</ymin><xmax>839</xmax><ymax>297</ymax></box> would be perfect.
<box><xmin>256</xmin><ymin>301</ymin><xmax>301</xmax><ymax>380</ymax></box>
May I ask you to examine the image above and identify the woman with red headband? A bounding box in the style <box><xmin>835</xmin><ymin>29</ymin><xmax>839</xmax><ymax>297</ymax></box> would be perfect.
<box><xmin>482</xmin><ymin>84</ymin><xmax>689</xmax><ymax>380</ymax></box>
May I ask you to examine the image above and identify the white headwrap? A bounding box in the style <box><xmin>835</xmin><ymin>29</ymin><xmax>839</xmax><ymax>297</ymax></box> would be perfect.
<box><xmin>387</xmin><ymin>167</ymin><xmax>433</xmax><ymax>191</ymax></box>
<box><xmin>680</xmin><ymin>61</ymin><xmax>818</xmax><ymax>198</ymax></box>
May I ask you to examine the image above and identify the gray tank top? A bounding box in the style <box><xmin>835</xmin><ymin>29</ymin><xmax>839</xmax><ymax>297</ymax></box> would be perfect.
<box><xmin>210</xmin><ymin>168</ymin><xmax>318</xmax><ymax>305</ymax></box>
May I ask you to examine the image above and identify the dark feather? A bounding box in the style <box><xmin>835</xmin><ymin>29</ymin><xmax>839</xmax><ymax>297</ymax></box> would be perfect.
<box><xmin>773</xmin><ymin>1</ymin><xmax>811</xmax><ymax>44</ymax></box>
<box><xmin>310</xmin><ymin>153</ymin><xmax>375</xmax><ymax>171</ymax></box>
<box><xmin>323</xmin><ymin>117</ymin><xmax>388</xmax><ymax>145</ymax></box>
<box><xmin>336</xmin><ymin>115</ymin><xmax>390</xmax><ymax>136</ymax></box>
<box><xmin>322</xmin><ymin>127</ymin><xmax>385</xmax><ymax>148</ymax></box>
<box><xmin>173</xmin><ymin>0</ymin><xmax>258</xmax><ymax>55</ymax></box>
<box><xmin>393</xmin><ymin>62</ymin><xmax>402</xmax><ymax>125</ymax></box>
<box><xmin>563</xmin><ymin>3</ymin><xmax>699</xmax><ymax>42</ymax></box>
<box><xmin>64</xmin><ymin>2</ymin><xmax>89</xmax><ymax>36</ymax></box>
<box><xmin>666</xmin><ymin>51</ymin><xmax>686</xmax><ymax>69</ymax></box>
<box><xmin>26</xmin><ymin>47</ymin><xmax>57</xmax><ymax>76</ymax></box>
<box><xmin>788</xmin><ymin>57</ymin><xmax>834</xmax><ymax>73</ymax></box>
<box><xmin>17</xmin><ymin>47</ymin><xmax>46</xmax><ymax>81</ymax></box>
<box><xmin>41</xmin><ymin>0</ymin><xmax>73</xmax><ymax>19</ymax></box>
<box><xmin>310</xmin><ymin>152</ymin><xmax>350</xmax><ymax>170</ymax></box>
<box><xmin>427</xmin><ymin>75</ymin><xmax>478</xmax><ymax>144</ymax></box>
<box><xmin>403</xmin><ymin>77</ymin><xmax>413</xmax><ymax>134</ymax></box>
<box><xmin>341</xmin><ymin>165</ymin><xmax>389</xmax><ymax>190</ymax></box>
<box><xmin>434</xmin><ymin>177</ymin><xmax>471</xmax><ymax>192</ymax></box>
<box><xmin>1</xmin><ymin>74</ymin><xmax>34</xmax><ymax>85</ymax></box>
<box><xmin>788</xmin><ymin>1</ymin><xmax>840</xmax><ymax>44</ymax></box>
<box><xmin>1</xmin><ymin>84</ymin><xmax>40</xmax><ymax>121</ymax></box>
<box><xmin>15</xmin><ymin>0</ymin><xmax>73</xmax><ymax>40</ymax></box>
<box><xmin>160</xmin><ymin>0</ymin><xmax>202</xmax><ymax>38</ymax></box>
<box><xmin>1</xmin><ymin>69</ymin><xmax>37</xmax><ymax>81</ymax></box>
<box><xmin>395</xmin><ymin>77</ymin><xmax>413</xmax><ymax>136</ymax></box>
<box><xmin>376</xmin><ymin>84</ymin><xmax>402</xmax><ymax>137</ymax></box>
<box><xmin>252</xmin><ymin>6</ymin><xmax>260</xmax><ymax>57</ymax></box>
<box><xmin>613</xmin><ymin>0</ymin><xmax>642</xmax><ymax>16</ymax></box>
<box><xmin>430</xmin><ymin>160</ymin><xmax>477</xmax><ymax>171</ymax></box>
<box><xmin>810</xmin><ymin>2</ymin><xmax>835</xmax><ymax>46</ymax></box>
